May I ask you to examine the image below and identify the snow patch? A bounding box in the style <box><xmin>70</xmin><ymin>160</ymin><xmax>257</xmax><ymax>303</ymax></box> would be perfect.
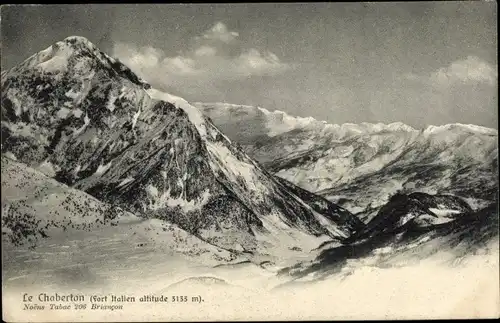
<box><xmin>428</xmin><ymin>208</ymin><xmax>462</xmax><ymax>217</ymax></box>
<box><xmin>35</xmin><ymin>42</ymin><xmax>75</xmax><ymax>73</ymax></box>
<box><xmin>145</xmin><ymin>185</ymin><xmax>212</xmax><ymax>213</ymax></box>
<box><xmin>5</xmin><ymin>88</ymin><xmax>33</xmax><ymax>117</ymax></box>
<box><xmin>463</xmin><ymin>197</ymin><xmax>491</xmax><ymax>211</ymax></box>
<box><xmin>265</xmin><ymin>110</ymin><xmax>320</xmax><ymax>137</ymax></box>
<box><xmin>72</xmin><ymin>164</ymin><xmax>81</xmax><ymax>177</ymax></box>
<box><xmin>73</xmin><ymin>108</ymin><xmax>84</xmax><ymax>118</ymax></box>
<box><xmin>65</xmin><ymin>88</ymin><xmax>80</xmax><ymax>100</ymax></box>
<box><xmin>95</xmin><ymin>161</ymin><xmax>113</xmax><ymax>175</ymax></box>
<box><xmin>37</xmin><ymin>160</ymin><xmax>57</xmax><ymax>177</ymax></box>
<box><xmin>131</xmin><ymin>109</ymin><xmax>141</xmax><ymax>129</ymax></box>
<box><xmin>3</xmin><ymin>152</ymin><xmax>17</xmax><ymax>161</ymax></box>
<box><xmin>398</xmin><ymin>212</ymin><xmax>416</xmax><ymax>226</ymax></box>
<box><xmin>106</xmin><ymin>93</ymin><xmax>117</xmax><ymax>112</ymax></box>
<box><xmin>118</xmin><ymin>177</ymin><xmax>135</xmax><ymax>187</ymax></box>
<box><xmin>56</xmin><ymin>107</ymin><xmax>72</xmax><ymax>119</ymax></box>
<box><xmin>424</xmin><ymin>123</ymin><xmax>498</xmax><ymax>136</ymax></box>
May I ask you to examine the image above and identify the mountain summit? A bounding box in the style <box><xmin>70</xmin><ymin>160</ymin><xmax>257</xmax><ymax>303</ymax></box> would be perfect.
<box><xmin>1</xmin><ymin>36</ymin><xmax>363</xmax><ymax>253</ymax></box>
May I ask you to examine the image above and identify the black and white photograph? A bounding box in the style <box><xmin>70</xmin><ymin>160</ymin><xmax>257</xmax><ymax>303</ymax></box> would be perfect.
<box><xmin>1</xmin><ymin>3</ymin><xmax>498</xmax><ymax>321</ymax></box>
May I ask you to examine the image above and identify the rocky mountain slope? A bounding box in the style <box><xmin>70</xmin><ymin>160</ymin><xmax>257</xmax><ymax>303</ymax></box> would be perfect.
<box><xmin>1</xmin><ymin>154</ymin><xmax>239</xmax><ymax>265</ymax></box>
<box><xmin>195</xmin><ymin>103</ymin><xmax>498</xmax><ymax>221</ymax></box>
<box><xmin>1</xmin><ymin>36</ymin><xmax>362</xmax><ymax>253</ymax></box>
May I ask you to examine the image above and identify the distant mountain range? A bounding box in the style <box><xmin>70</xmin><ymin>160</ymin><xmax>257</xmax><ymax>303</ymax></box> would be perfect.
<box><xmin>195</xmin><ymin>102</ymin><xmax>498</xmax><ymax>222</ymax></box>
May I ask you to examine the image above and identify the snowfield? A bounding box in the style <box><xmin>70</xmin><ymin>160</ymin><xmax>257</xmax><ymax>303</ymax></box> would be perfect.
<box><xmin>3</xmin><ymin>220</ymin><xmax>498</xmax><ymax>321</ymax></box>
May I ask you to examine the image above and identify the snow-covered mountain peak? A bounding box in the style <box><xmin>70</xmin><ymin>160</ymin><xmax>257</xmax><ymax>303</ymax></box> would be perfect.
<box><xmin>360</xmin><ymin>122</ymin><xmax>417</xmax><ymax>133</ymax></box>
<box><xmin>2</xmin><ymin>36</ymin><xmax>364</xmax><ymax>252</ymax></box>
<box><xmin>63</xmin><ymin>35</ymin><xmax>98</xmax><ymax>48</ymax></box>
<box><xmin>423</xmin><ymin>123</ymin><xmax>498</xmax><ymax>136</ymax></box>
<box><xmin>12</xmin><ymin>36</ymin><xmax>99</xmax><ymax>73</ymax></box>
<box><xmin>5</xmin><ymin>36</ymin><xmax>217</xmax><ymax>142</ymax></box>
<box><xmin>5</xmin><ymin>36</ymin><xmax>149</xmax><ymax>89</ymax></box>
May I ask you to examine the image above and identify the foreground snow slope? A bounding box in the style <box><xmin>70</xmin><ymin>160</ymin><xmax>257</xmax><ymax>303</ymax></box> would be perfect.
<box><xmin>2</xmin><ymin>204</ymin><xmax>498</xmax><ymax>320</ymax></box>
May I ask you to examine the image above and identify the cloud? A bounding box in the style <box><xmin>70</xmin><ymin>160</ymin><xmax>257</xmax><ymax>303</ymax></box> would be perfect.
<box><xmin>194</xmin><ymin>45</ymin><xmax>217</xmax><ymax>57</ymax></box>
<box><xmin>201</xmin><ymin>22</ymin><xmax>239</xmax><ymax>43</ymax></box>
<box><xmin>430</xmin><ymin>56</ymin><xmax>497</xmax><ymax>87</ymax></box>
<box><xmin>113</xmin><ymin>43</ymin><xmax>198</xmax><ymax>78</ymax></box>
<box><xmin>404</xmin><ymin>56</ymin><xmax>497</xmax><ymax>88</ymax></box>
<box><xmin>233</xmin><ymin>49</ymin><xmax>290</xmax><ymax>77</ymax></box>
<box><xmin>392</xmin><ymin>56</ymin><xmax>498</xmax><ymax>128</ymax></box>
<box><xmin>112</xmin><ymin>22</ymin><xmax>291</xmax><ymax>96</ymax></box>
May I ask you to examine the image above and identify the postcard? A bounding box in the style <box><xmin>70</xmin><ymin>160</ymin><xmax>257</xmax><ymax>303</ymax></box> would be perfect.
<box><xmin>1</xmin><ymin>3</ymin><xmax>499</xmax><ymax>321</ymax></box>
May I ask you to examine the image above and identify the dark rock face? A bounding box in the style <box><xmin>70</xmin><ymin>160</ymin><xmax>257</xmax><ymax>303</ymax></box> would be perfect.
<box><xmin>274</xmin><ymin>176</ymin><xmax>365</xmax><ymax>234</ymax></box>
<box><xmin>347</xmin><ymin>192</ymin><xmax>474</xmax><ymax>243</ymax></box>
<box><xmin>1</xmin><ymin>36</ymin><xmax>362</xmax><ymax>250</ymax></box>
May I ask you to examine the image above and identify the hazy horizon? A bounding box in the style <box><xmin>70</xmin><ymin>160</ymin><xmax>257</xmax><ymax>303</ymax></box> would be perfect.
<box><xmin>1</xmin><ymin>3</ymin><xmax>497</xmax><ymax>128</ymax></box>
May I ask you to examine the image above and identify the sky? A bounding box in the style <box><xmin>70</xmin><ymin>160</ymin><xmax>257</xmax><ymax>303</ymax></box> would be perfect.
<box><xmin>1</xmin><ymin>3</ymin><xmax>498</xmax><ymax>128</ymax></box>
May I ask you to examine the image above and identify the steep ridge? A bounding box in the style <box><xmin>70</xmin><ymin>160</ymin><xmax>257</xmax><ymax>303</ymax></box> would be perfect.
<box><xmin>195</xmin><ymin>102</ymin><xmax>498</xmax><ymax>221</ymax></box>
<box><xmin>274</xmin><ymin>176</ymin><xmax>365</xmax><ymax>233</ymax></box>
<box><xmin>1</xmin><ymin>36</ymin><xmax>361</xmax><ymax>252</ymax></box>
